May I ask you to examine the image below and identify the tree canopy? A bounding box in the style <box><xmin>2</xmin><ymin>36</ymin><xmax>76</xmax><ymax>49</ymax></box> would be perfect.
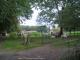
<box><xmin>0</xmin><ymin>0</ymin><xmax>80</xmax><ymax>34</ymax></box>
<box><xmin>0</xmin><ymin>0</ymin><xmax>34</xmax><ymax>33</ymax></box>
<box><xmin>54</xmin><ymin>0</ymin><xmax>80</xmax><ymax>29</ymax></box>
<box><xmin>36</xmin><ymin>0</ymin><xmax>80</xmax><ymax>35</ymax></box>
<box><xmin>20</xmin><ymin>25</ymin><xmax>49</xmax><ymax>33</ymax></box>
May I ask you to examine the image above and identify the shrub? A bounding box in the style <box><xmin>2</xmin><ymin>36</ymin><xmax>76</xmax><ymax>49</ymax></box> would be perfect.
<box><xmin>30</xmin><ymin>32</ymin><xmax>42</xmax><ymax>37</ymax></box>
<box><xmin>10</xmin><ymin>32</ymin><xmax>18</xmax><ymax>39</ymax></box>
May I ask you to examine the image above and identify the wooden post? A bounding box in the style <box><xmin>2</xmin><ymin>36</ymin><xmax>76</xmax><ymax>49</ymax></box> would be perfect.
<box><xmin>22</xmin><ymin>33</ymin><xmax>27</xmax><ymax>45</ymax></box>
<box><xmin>26</xmin><ymin>33</ymin><xmax>30</xmax><ymax>47</ymax></box>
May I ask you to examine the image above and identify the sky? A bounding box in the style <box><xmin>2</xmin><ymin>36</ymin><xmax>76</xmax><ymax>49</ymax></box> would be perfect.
<box><xmin>20</xmin><ymin>8</ymin><xmax>40</xmax><ymax>26</ymax></box>
<box><xmin>20</xmin><ymin>8</ymin><xmax>59</xmax><ymax>28</ymax></box>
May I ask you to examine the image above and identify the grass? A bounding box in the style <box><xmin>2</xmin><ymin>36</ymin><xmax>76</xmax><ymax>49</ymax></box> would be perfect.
<box><xmin>2</xmin><ymin>40</ymin><xmax>25</xmax><ymax>51</ymax></box>
<box><xmin>50</xmin><ymin>37</ymin><xmax>80</xmax><ymax>48</ymax></box>
<box><xmin>24</xmin><ymin>32</ymin><xmax>42</xmax><ymax>38</ymax></box>
<box><xmin>1</xmin><ymin>31</ymin><xmax>80</xmax><ymax>51</ymax></box>
<box><xmin>68</xmin><ymin>31</ymin><xmax>80</xmax><ymax>37</ymax></box>
<box><xmin>1</xmin><ymin>32</ymin><xmax>80</xmax><ymax>60</ymax></box>
<box><xmin>2</xmin><ymin>36</ymin><xmax>80</xmax><ymax>51</ymax></box>
<box><xmin>30</xmin><ymin>37</ymin><xmax>54</xmax><ymax>44</ymax></box>
<box><xmin>2</xmin><ymin>39</ymin><xmax>45</xmax><ymax>51</ymax></box>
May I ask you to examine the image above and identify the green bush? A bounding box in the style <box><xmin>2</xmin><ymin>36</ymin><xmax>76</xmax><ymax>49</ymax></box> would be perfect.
<box><xmin>30</xmin><ymin>32</ymin><xmax>42</xmax><ymax>37</ymax></box>
<box><xmin>10</xmin><ymin>32</ymin><xmax>18</xmax><ymax>39</ymax></box>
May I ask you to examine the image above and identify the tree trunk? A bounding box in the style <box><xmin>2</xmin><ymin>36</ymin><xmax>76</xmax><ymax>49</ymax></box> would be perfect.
<box><xmin>77</xmin><ymin>30</ymin><xmax>78</xmax><ymax>37</ymax></box>
<box><xmin>41</xmin><ymin>32</ymin><xmax>43</xmax><ymax>44</ymax></box>
<box><xmin>69</xmin><ymin>29</ymin><xmax>71</xmax><ymax>34</ymax></box>
<box><xmin>26</xmin><ymin>33</ymin><xmax>30</xmax><ymax>47</ymax></box>
<box><xmin>74</xmin><ymin>29</ymin><xmax>76</xmax><ymax>37</ymax></box>
<box><xmin>59</xmin><ymin>27</ymin><xmax>63</xmax><ymax>37</ymax></box>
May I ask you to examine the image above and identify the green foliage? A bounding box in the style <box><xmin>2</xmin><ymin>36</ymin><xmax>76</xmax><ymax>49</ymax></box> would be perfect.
<box><xmin>20</xmin><ymin>25</ymin><xmax>50</xmax><ymax>33</ymax></box>
<box><xmin>56</xmin><ymin>3</ymin><xmax>80</xmax><ymax>29</ymax></box>
<box><xmin>10</xmin><ymin>32</ymin><xmax>18</xmax><ymax>39</ymax></box>
<box><xmin>20</xmin><ymin>25</ymin><xmax>38</xmax><ymax>31</ymax></box>
<box><xmin>0</xmin><ymin>0</ymin><xmax>36</xmax><ymax>33</ymax></box>
<box><xmin>36</xmin><ymin>0</ymin><xmax>80</xmax><ymax>36</ymax></box>
<box><xmin>30</xmin><ymin>32</ymin><xmax>42</xmax><ymax>38</ymax></box>
<box><xmin>37</xmin><ymin>25</ymin><xmax>49</xmax><ymax>33</ymax></box>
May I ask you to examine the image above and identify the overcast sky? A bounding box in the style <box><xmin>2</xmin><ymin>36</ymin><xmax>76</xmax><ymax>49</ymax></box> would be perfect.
<box><xmin>20</xmin><ymin>8</ymin><xmax>40</xmax><ymax>26</ymax></box>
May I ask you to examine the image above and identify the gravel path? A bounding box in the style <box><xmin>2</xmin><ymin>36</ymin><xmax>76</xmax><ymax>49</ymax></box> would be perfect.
<box><xmin>0</xmin><ymin>44</ymin><xmax>69</xmax><ymax>60</ymax></box>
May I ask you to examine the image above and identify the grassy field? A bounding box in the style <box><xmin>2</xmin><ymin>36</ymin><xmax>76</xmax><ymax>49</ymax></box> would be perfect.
<box><xmin>1</xmin><ymin>37</ymin><xmax>80</xmax><ymax>51</ymax></box>
<box><xmin>1</xmin><ymin>38</ymin><xmax>47</xmax><ymax>51</ymax></box>
<box><xmin>1</xmin><ymin>32</ymin><xmax>80</xmax><ymax>60</ymax></box>
<box><xmin>67</xmin><ymin>31</ymin><xmax>80</xmax><ymax>37</ymax></box>
<box><xmin>2</xmin><ymin>39</ymin><xmax>45</xmax><ymax>51</ymax></box>
<box><xmin>1</xmin><ymin>32</ymin><xmax>80</xmax><ymax>51</ymax></box>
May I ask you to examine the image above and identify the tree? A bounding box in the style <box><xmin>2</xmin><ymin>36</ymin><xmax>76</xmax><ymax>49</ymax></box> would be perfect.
<box><xmin>0</xmin><ymin>0</ymin><xmax>34</xmax><ymax>33</ymax></box>
<box><xmin>20</xmin><ymin>25</ymin><xmax>37</xmax><ymax>31</ymax></box>
<box><xmin>35</xmin><ymin>0</ymin><xmax>65</xmax><ymax>36</ymax></box>
<box><xmin>37</xmin><ymin>25</ymin><xmax>49</xmax><ymax>33</ymax></box>
<box><xmin>36</xmin><ymin>0</ymin><xmax>80</xmax><ymax>36</ymax></box>
<box><xmin>55</xmin><ymin>0</ymin><xmax>80</xmax><ymax>28</ymax></box>
<box><xmin>20</xmin><ymin>25</ymin><xmax>49</xmax><ymax>33</ymax></box>
<box><xmin>36</xmin><ymin>14</ymin><xmax>54</xmax><ymax>27</ymax></box>
<box><xmin>54</xmin><ymin>0</ymin><xmax>80</xmax><ymax>36</ymax></box>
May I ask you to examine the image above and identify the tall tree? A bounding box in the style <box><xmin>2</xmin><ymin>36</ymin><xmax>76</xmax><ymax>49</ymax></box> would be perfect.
<box><xmin>0</xmin><ymin>0</ymin><xmax>34</xmax><ymax>33</ymax></box>
<box><xmin>36</xmin><ymin>0</ymin><xmax>80</xmax><ymax>36</ymax></box>
<box><xmin>36</xmin><ymin>0</ymin><xmax>65</xmax><ymax>36</ymax></box>
<box><xmin>37</xmin><ymin>25</ymin><xmax>48</xmax><ymax>33</ymax></box>
<box><xmin>54</xmin><ymin>0</ymin><xmax>80</xmax><ymax>36</ymax></box>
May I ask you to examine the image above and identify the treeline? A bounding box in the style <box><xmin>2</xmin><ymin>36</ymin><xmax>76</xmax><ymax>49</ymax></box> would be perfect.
<box><xmin>20</xmin><ymin>25</ymin><xmax>50</xmax><ymax>33</ymax></box>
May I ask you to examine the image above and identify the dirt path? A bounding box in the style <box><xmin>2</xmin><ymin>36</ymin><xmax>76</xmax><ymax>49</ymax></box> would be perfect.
<box><xmin>0</xmin><ymin>44</ymin><xmax>69</xmax><ymax>60</ymax></box>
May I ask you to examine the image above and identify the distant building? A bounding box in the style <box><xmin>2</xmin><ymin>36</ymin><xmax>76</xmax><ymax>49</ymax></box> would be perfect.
<box><xmin>50</xmin><ymin>29</ymin><xmax>53</xmax><ymax>33</ymax></box>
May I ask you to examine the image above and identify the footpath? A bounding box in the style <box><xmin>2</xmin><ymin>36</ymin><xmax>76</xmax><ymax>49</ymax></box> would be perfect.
<box><xmin>0</xmin><ymin>44</ymin><xmax>69</xmax><ymax>60</ymax></box>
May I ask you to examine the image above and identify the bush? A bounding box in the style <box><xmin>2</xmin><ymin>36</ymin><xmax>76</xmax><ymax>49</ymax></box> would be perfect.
<box><xmin>10</xmin><ymin>32</ymin><xmax>18</xmax><ymax>39</ymax></box>
<box><xmin>30</xmin><ymin>32</ymin><xmax>42</xmax><ymax>37</ymax></box>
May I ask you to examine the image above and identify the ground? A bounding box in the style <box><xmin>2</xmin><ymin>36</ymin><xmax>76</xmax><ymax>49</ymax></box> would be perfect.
<box><xmin>0</xmin><ymin>42</ymin><xmax>70</xmax><ymax>60</ymax></box>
